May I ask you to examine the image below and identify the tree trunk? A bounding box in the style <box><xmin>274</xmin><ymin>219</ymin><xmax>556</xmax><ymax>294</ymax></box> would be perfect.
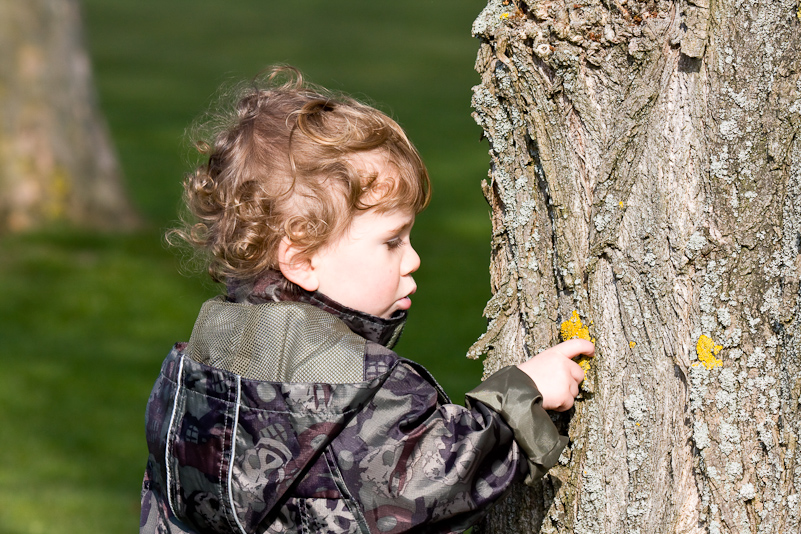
<box><xmin>469</xmin><ymin>0</ymin><xmax>801</xmax><ymax>532</ymax></box>
<box><xmin>0</xmin><ymin>0</ymin><xmax>138</xmax><ymax>232</ymax></box>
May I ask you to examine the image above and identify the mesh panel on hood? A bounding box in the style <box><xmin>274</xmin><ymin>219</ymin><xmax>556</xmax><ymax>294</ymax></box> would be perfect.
<box><xmin>186</xmin><ymin>297</ymin><xmax>366</xmax><ymax>383</ymax></box>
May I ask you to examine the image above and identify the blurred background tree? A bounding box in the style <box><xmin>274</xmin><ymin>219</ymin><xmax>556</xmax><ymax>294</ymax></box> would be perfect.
<box><xmin>0</xmin><ymin>0</ymin><xmax>138</xmax><ymax>231</ymax></box>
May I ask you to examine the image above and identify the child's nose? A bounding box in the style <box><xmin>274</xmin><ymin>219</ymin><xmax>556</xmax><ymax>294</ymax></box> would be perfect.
<box><xmin>402</xmin><ymin>246</ymin><xmax>420</xmax><ymax>275</ymax></box>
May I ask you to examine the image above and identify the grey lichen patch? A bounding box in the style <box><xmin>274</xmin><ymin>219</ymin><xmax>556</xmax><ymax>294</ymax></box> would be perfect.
<box><xmin>687</xmin><ymin>230</ymin><xmax>707</xmax><ymax>258</ymax></box>
<box><xmin>472</xmin><ymin>86</ymin><xmax>513</xmax><ymax>156</ymax></box>
<box><xmin>746</xmin><ymin>346</ymin><xmax>767</xmax><ymax>368</ymax></box>
<box><xmin>788</xmin><ymin>494</ymin><xmax>800</xmax><ymax>523</ymax></box>
<box><xmin>694</xmin><ymin>420</ymin><xmax>711</xmax><ymax>450</ymax></box>
<box><xmin>756</xmin><ymin>420</ymin><xmax>775</xmax><ymax>450</ymax></box>
<box><xmin>715</xmin><ymin>368</ymin><xmax>737</xmax><ymax>412</ymax></box>
<box><xmin>471</xmin><ymin>0</ymin><xmax>511</xmax><ymax>38</ymax></box>
<box><xmin>593</xmin><ymin>193</ymin><xmax>617</xmax><ymax>232</ymax></box>
<box><xmin>716</xmin><ymin>307</ymin><xmax>731</xmax><ymax>328</ymax></box>
<box><xmin>718</xmin><ymin>422</ymin><xmax>741</xmax><ymax>455</ymax></box>
<box><xmin>699</xmin><ymin>300</ymin><xmax>721</xmax><ymax>335</ymax></box>
<box><xmin>758</xmin><ymin>283</ymin><xmax>782</xmax><ymax>320</ymax></box>
<box><xmin>710</xmin><ymin>147</ymin><xmax>732</xmax><ymax>184</ymax></box>
<box><xmin>739</xmin><ymin>483</ymin><xmax>756</xmax><ymax>501</ymax></box>
<box><xmin>729</xmin><ymin>185</ymin><xmax>740</xmax><ymax>210</ymax></box>
<box><xmin>517</xmin><ymin>198</ymin><xmax>538</xmax><ymax>228</ymax></box>
<box><xmin>626</xmin><ymin>491</ymin><xmax>652</xmax><ymax>532</ymax></box>
<box><xmin>719</xmin><ymin>366</ymin><xmax>736</xmax><ymax>391</ymax></box>
<box><xmin>623</xmin><ymin>388</ymin><xmax>648</xmax><ymax>423</ymax></box>
<box><xmin>726</xmin><ymin>346</ymin><xmax>743</xmax><ymax>361</ymax></box>
<box><xmin>719</xmin><ymin>118</ymin><xmax>740</xmax><ymax>141</ymax></box>
<box><xmin>726</xmin><ymin>460</ymin><xmax>743</xmax><ymax>481</ymax></box>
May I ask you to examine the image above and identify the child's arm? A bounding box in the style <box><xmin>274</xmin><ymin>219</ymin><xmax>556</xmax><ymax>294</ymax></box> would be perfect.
<box><xmin>463</xmin><ymin>338</ymin><xmax>594</xmax><ymax>485</ymax></box>
<box><xmin>341</xmin><ymin>341</ymin><xmax>593</xmax><ymax>530</ymax></box>
<box><xmin>516</xmin><ymin>338</ymin><xmax>594</xmax><ymax>411</ymax></box>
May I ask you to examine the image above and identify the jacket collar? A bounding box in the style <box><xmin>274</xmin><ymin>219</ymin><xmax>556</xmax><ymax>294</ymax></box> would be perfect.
<box><xmin>226</xmin><ymin>271</ymin><xmax>407</xmax><ymax>349</ymax></box>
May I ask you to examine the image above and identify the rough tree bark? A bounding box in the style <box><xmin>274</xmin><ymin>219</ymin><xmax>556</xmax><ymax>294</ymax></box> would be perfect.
<box><xmin>0</xmin><ymin>0</ymin><xmax>138</xmax><ymax>232</ymax></box>
<box><xmin>469</xmin><ymin>0</ymin><xmax>801</xmax><ymax>532</ymax></box>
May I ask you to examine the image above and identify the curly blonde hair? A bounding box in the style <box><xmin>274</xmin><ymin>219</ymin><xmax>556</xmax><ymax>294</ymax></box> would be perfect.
<box><xmin>171</xmin><ymin>66</ymin><xmax>431</xmax><ymax>283</ymax></box>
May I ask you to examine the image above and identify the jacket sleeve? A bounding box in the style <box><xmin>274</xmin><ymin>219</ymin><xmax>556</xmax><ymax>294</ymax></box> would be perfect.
<box><xmin>329</xmin><ymin>357</ymin><xmax>567</xmax><ymax>532</ymax></box>
<box><xmin>465</xmin><ymin>365</ymin><xmax>568</xmax><ymax>484</ymax></box>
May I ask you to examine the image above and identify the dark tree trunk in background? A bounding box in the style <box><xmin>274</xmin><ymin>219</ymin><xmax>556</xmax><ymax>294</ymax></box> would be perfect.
<box><xmin>0</xmin><ymin>0</ymin><xmax>138</xmax><ymax>231</ymax></box>
<box><xmin>469</xmin><ymin>0</ymin><xmax>801</xmax><ymax>532</ymax></box>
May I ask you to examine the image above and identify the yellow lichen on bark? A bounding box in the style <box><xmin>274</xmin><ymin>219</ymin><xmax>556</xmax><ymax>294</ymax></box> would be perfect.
<box><xmin>560</xmin><ymin>310</ymin><xmax>594</xmax><ymax>372</ymax></box>
<box><xmin>695</xmin><ymin>335</ymin><xmax>723</xmax><ymax>370</ymax></box>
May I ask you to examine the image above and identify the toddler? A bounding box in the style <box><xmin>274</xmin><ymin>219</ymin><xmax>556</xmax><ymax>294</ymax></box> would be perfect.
<box><xmin>140</xmin><ymin>66</ymin><xmax>592</xmax><ymax>534</ymax></box>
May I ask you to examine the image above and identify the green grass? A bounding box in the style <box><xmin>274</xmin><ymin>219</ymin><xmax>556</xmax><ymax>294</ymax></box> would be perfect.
<box><xmin>0</xmin><ymin>1</ymin><xmax>492</xmax><ymax>532</ymax></box>
<box><xmin>0</xmin><ymin>231</ymin><xmax>216</xmax><ymax>533</ymax></box>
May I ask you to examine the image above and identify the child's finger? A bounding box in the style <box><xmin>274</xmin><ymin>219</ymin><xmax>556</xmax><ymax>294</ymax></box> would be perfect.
<box><xmin>570</xmin><ymin>363</ymin><xmax>585</xmax><ymax>383</ymax></box>
<box><xmin>556</xmin><ymin>394</ymin><xmax>576</xmax><ymax>412</ymax></box>
<box><xmin>569</xmin><ymin>381</ymin><xmax>579</xmax><ymax>398</ymax></box>
<box><xmin>556</xmin><ymin>338</ymin><xmax>595</xmax><ymax>359</ymax></box>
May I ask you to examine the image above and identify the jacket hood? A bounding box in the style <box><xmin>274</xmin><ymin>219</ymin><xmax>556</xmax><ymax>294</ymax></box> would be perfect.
<box><xmin>143</xmin><ymin>279</ymin><xmax>408</xmax><ymax>533</ymax></box>
<box><xmin>226</xmin><ymin>271</ymin><xmax>407</xmax><ymax>349</ymax></box>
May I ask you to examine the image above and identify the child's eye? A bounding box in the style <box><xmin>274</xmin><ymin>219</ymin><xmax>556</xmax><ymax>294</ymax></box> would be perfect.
<box><xmin>386</xmin><ymin>238</ymin><xmax>404</xmax><ymax>250</ymax></box>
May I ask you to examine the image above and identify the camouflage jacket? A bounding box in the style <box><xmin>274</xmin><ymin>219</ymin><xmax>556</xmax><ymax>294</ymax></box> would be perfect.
<box><xmin>140</xmin><ymin>277</ymin><xmax>568</xmax><ymax>533</ymax></box>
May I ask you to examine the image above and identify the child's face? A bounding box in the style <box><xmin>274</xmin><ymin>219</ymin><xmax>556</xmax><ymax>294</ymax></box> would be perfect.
<box><xmin>309</xmin><ymin>208</ymin><xmax>420</xmax><ymax>319</ymax></box>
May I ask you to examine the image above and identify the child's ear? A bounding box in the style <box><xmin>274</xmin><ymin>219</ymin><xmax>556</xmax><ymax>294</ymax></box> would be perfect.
<box><xmin>277</xmin><ymin>238</ymin><xmax>319</xmax><ymax>291</ymax></box>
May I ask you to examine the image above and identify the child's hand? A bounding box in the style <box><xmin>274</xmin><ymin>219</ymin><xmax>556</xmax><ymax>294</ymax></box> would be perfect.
<box><xmin>517</xmin><ymin>339</ymin><xmax>595</xmax><ymax>411</ymax></box>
